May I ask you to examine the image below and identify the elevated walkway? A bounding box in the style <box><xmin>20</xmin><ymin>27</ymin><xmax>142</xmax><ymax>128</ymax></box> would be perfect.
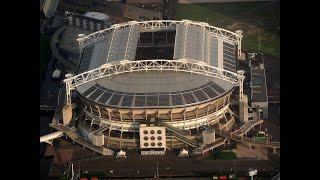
<box><xmin>50</xmin><ymin>123</ymin><xmax>114</xmax><ymax>156</ymax></box>
<box><xmin>163</xmin><ymin>123</ymin><xmax>197</xmax><ymax>148</ymax></box>
<box><xmin>232</xmin><ymin>119</ymin><xmax>263</xmax><ymax>137</ymax></box>
<box><xmin>90</xmin><ymin>125</ymin><xmax>109</xmax><ymax>135</ymax></box>
<box><xmin>201</xmin><ymin>137</ymin><xmax>226</xmax><ymax>154</ymax></box>
<box><xmin>215</xmin><ymin>127</ymin><xmax>280</xmax><ymax>150</ymax></box>
<box><xmin>40</xmin><ymin>131</ymin><xmax>64</xmax><ymax>144</ymax></box>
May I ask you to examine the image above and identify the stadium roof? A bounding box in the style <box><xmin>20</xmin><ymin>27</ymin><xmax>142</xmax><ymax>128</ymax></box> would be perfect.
<box><xmin>76</xmin><ymin>20</ymin><xmax>240</xmax><ymax>74</ymax></box>
<box><xmin>76</xmin><ymin>71</ymin><xmax>233</xmax><ymax>108</ymax></box>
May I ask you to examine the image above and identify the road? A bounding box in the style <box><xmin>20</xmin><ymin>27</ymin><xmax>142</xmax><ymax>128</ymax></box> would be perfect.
<box><xmin>49</xmin><ymin>140</ymin><xmax>277</xmax><ymax>178</ymax></box>
<box><xmin>51</xmin><ymin>156</ymin><xmax>275</xmax><ymax>178</ymax></box>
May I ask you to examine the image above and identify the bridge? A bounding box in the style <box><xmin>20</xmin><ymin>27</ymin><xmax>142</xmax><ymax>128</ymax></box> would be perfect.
<box><xmin>215</xmin><ymin>124</ymin><xmax>280</xmax><ymax>153</ymax></box>
<box><xmin>232</xmin><ymin>119</ymin><xmax>264</xmax><ymax>137</ymax></box>
<box><xmin>50</xmin><ymin>123</ymin><xmax>114</xmax><ymax>156</ymax></box>
<box><xmin>163</xmin><ymin>123</ymin><xmax>198</xmax><ymax>148</ymax></box>
<box><xmin>200</xmin><ymin>137</ymin><xmax>227</xmax><ymax>154</ymax></box>
<box><xmin>40</xmin><ymin>131</ymin><xmax>64</xmax><ymax>145</ymax></box>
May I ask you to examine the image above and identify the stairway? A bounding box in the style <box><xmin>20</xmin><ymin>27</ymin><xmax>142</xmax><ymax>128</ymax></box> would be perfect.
<box><xmin>163</xmin><ymin>123</ymin><xmax>197</xmax><ymax>148</ymax></box>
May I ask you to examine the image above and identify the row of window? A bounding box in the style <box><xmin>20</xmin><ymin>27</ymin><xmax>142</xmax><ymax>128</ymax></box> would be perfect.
<box><xmin>80</xmin><ymin>94</ymin><xmax>230</xmax><ymax>122</ymax></box>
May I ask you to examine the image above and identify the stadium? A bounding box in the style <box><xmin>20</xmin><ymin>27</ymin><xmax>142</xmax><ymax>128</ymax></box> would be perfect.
<box><xmin>42</xmin><ymin>20</ymin><xmax>256</xmax><ymax>155</ymax></box>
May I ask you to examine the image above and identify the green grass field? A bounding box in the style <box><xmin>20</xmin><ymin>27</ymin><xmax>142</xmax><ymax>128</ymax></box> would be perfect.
<box><xmin>204</xmin><ymin>150</ymin><xmax>237</xmax><ymax>160</ymax></box>
<box><xmin>252</xmin><ymin>136</ymin><xmax>267</xmax><ymax>142</ymax></box>
<box><xmin>217</xmin><ymin>150</ymin><xmax>236</xmax><ymax>160</ymax></box>
<box><xmin>176</xmin><ymin>2</ymin><xmax>280</xmax><ymax>59</ymax></box>
<box><xmin>40</xmin><ymin>34</ymin><xmax>51</xmax><ymax>85</ymax></box>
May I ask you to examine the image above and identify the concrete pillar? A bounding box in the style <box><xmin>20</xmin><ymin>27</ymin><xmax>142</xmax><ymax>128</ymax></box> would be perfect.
<box><xmin>108</xmin><ymin>126</ymin><xmax>112</xmax><ymax>137</ymax></box>
<box><xmin>97</xmin><ymin>106</ymin><xmax>102</xmax><ymax>118</ymax></box>
<box><xmin>273</xmin><ymin>148</ymin><xmax>277</xmax><ymax>154</ymax></box>
<box><xmin>132</xmin><ymin>113</ymin><xmax>135</xmax><ymax>122</ymax></box>
<box><xmin>170</xmin><ymin>111</ymin><xmax>173</xmax><ymax>122</ymax></box>
<box><xmin>239</xmin><ymin>95</ymin><xmax>248</xmax><ymax>124</ymax></box>
<box><xmin>183</xmin><ymin>110</ymin><xmax>186</xmax><ymax>121</ymax></box>
<box><xmin>120</xmin><ymin>112</ymin><xmax>123</xmax><ymax>122</ymax></box>
<box><xmin>196</xmin><ymin>108</ymin><xmax>199</xmax><ymax>118</ymax></box>
<box><xmin>108</xmin><ymin>110</ymin><xmax>112</xmax><ymax>121</ymax></box>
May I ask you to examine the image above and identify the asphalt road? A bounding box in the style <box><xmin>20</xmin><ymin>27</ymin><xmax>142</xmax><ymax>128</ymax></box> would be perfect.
<box><xmin>49</xmin><ymin>140</ymin><xmax>277</xmax><ymax>178</ymax></box>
